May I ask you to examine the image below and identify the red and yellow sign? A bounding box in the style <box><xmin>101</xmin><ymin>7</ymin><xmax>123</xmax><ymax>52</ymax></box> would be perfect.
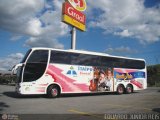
<box><xmin>67</xmin><ymin>0</ymin><xmax>87</xmax><ymax>11</ymax></box>
<box><xmin>62</xmin><ymin>2</ymin><xmax>86</xmax><ymax>31</ymax></box>
<box><xmin>63</xmin><ymin>2</ymin><xmax>86</xmax><ymax>24</ymax></box>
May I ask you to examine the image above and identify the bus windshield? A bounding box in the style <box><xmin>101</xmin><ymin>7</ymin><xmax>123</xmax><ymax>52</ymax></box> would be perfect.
<box><xmin>23</xmin><ymin>50</ymin><xmax>48</xmax><ymax>82</ymax></box>
<box><xmin>21</xmin><ymin>49</ymin><xmax>32</xmax><ymax>63</ymax></box>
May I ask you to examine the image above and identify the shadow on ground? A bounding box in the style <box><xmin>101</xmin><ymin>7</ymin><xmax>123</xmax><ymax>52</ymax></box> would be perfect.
<box><xmin>152</xmin><ymin>108</ymin><xmax>160</xmax><ymax>113</ymax></box>
<box><xmin>3</xmin><ymin>92</ymin><xmax>44</xmax><ymax>99</ymax></box>
<box><xmin>0</xmin><ymin>102</ymin><xmax>9</xmax><ymax>112</ymax></box>
<box><xmin>3</xmin><ymin>90</ymin><xmax>139</xmax><ymax>99</ymax></box>
<box><xmin>3</xmin><ymin>91</ymin><xmax>117</xmax><ymax>99</ymax></box>
<box><xmin>0</xmin><ymin>83</ymin><xmax>15</xmax><ymax>86</ymax></box>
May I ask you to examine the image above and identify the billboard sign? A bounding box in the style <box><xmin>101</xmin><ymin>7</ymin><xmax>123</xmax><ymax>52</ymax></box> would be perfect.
<box><xmin>67</xmin><ymin>0</ymin><xmax>87</xmax><ymax>11</ymax></box>
<box><xmin>62</xmin><ymin>2</ymin><xmax>86</xmax><ymax>31</ymax></box>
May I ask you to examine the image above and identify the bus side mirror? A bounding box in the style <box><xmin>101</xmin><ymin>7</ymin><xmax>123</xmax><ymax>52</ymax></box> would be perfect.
<box><xmin>11</xmin><ymin>63</ymin><xmax>23</xmax><ymax>75</ymax></box>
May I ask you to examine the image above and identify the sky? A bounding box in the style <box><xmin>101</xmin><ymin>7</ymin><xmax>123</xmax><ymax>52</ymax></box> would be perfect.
<box><xmin>0</xmin><ymin>0</ymin><xmax>160</xmax><ymax>72</ymax></box>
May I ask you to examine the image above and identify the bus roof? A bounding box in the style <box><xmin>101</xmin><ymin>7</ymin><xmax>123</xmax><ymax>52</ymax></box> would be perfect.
<box><xmin>30</xmin><ymin>47</ymin><xmax>145</xmax><ymax>62</ymax></box>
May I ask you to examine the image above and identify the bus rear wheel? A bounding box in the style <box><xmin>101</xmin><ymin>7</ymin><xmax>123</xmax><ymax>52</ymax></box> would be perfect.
<box><xmin>117</xmin><ymin>85</ymin><xmax>124</xmax><ymax>95</ymax></box>
<box><xmin>47</xmin><ymin>85</ymin><xmax>60</xmax><ymax>98</ymax></box>
<box><xmin>126</xmin><ymin>84</ymin><xmax>133</xmax><ymax>94</ymax></box>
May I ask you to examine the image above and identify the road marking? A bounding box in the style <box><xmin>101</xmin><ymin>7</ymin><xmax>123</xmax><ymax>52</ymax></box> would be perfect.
<box><xmin>68</xmin><ymin>109</ymin><xmax>104</xmax><ymax>119</ymax></box>
<box><xmin>104</xmin><ymin>103</ymin><xmax>152</xmax><ymax>111</ymax></box>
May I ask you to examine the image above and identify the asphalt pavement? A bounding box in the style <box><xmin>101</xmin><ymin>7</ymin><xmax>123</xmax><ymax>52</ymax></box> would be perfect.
<box><xmin>0</xmin><ymin>84</ymin><xmax>160</xmax><ymax>120</ymax></box>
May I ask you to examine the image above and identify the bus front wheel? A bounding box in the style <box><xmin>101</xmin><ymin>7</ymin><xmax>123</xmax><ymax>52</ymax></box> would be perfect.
<box><xmin>117</xmin><ymin>84</ymin><xmax>124</xmax><ymax>95</ymax></box>
<box><xmin>47</xmin><ymin>85</ymin><xmax>60</xmax><ymax>98</ymax></box>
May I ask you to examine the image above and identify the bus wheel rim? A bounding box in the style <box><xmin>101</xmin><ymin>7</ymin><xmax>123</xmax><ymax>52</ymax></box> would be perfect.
<box><xmin>118</xmin><ymin>87</ymin><xmax>123</xmax><ymax>93</ymax></box>
<box><xmin>127</xmin><ymin>87</ymin><xmax>131</xmax><ymax>92</ymax></box>
<box><xmin>51</xmin><ymin>89</ymin><xmax>58</xmax><ymax>96</ymax></box>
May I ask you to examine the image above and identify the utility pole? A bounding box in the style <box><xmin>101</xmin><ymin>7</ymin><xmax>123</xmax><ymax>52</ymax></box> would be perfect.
<box><xmin>71</xmin><ymin>27</ymin><xmax>76</xmax><ymax>50</ymax></box>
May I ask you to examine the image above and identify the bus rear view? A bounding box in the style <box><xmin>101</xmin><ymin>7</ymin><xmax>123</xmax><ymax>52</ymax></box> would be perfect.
<box><xmin>14</xmin><ymin>47</ymin><xmax>147</xmax><ymax>98</ymax></box>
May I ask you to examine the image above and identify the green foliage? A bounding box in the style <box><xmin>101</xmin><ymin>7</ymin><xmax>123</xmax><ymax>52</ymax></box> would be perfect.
<box><xmin>0</xmin><ymin>74</ymin><xmax>16</xmax><ymax>84</ymax></box>
<box><xmin>147</xmin><ymin>64</ymin><xmax>160</xmax><ymax>87</ymax></box>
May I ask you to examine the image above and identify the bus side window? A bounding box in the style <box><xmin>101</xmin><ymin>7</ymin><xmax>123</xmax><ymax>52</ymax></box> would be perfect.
<box><xmin>50</xmin><ymin>51</ymin><xmax>71</xmax><ymax>64</ymax></box>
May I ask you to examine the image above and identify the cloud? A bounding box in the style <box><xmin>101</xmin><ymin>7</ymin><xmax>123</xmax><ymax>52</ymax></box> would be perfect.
<box><xmin>114</xmin><ymin>29</ymin><xmax>133</xmax><ymax>37</ymax></box>
<box><xmin>0</xmin><ymin>0</ymin><xmax>69</xmax><ymax>72</ymax></box>
<box><xmin>88</xmin><ymin>0</ymin><xmax>160</xmax><ymax>43</ymax></box>
<box><xmin>24</xmin><ymin>10</ymin><xmax>69</xmax><ymax>48</ymax></box>
<box><xmin>1</xmin><ymin>0</ymin><xmax>159</xmax><ymax>49</ymax></box>
<box><xmin>25</xmin><ymin>37</ymin><xmax>64</xmax><ymax>49</ymax></box>
<box><xmin>25</xmin><ymin>18</ymin><xmax>42</xmax><ymax>36</ymax></box>
<box><xmin>0</xmin><ymin>0</ymin><xmax>69</xmax><ymax>48</ymax></box>
<box><xmin>0</xmin><ymin>53</ymin><xmax>24</xmax><ymax>72</ymax></box>
<box><xmin>10</xmin><ymin>35</ymin><xmax>23</xmax><ymax>41</ymax></box>
<box><xmin>105</xmin><ymin>46</ymin><xmax>138</xmax><ymax>54</ymax></box>
<box><xmin>0</xmin><ymin>0</ymin><xmax>44</xmax><ymax>36</ymax></box>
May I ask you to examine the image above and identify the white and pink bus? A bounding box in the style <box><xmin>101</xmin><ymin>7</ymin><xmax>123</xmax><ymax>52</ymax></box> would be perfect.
<box><xmin>14</xmin><ymin>47</ymin><xmax>147</xmax><ymax>98</ymax></box>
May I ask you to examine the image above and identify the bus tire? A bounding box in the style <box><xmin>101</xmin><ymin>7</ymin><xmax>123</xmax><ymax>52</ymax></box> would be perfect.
<box><xmin>117</xmin><ymin>84</ymin><xmax>124</xmax><ymax>95</ymax></box>
<box><xmin>47</xmin><ymin>85</ymin><xmax>60</xmax><ymax>98</ymax></box>
<box><xmin>126</xmin><ymin>84</ymin><xmax>133</xmax><ymax>94</ymax></box>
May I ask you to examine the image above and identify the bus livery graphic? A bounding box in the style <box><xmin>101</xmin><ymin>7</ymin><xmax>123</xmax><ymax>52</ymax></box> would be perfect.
<box><xmin>114</xmin><ymin>68</ymin><xmax>145</xmax><ymax>89</ymax></box>
<box><xmin>66</xmin><ymin>66</ymin><xmax>77</xmax><ymax>76</ymax></box>
<box><xmin>47</xmin><ymin>64</ymin><xmax>89</xmax><ymax>92</ymax></box>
